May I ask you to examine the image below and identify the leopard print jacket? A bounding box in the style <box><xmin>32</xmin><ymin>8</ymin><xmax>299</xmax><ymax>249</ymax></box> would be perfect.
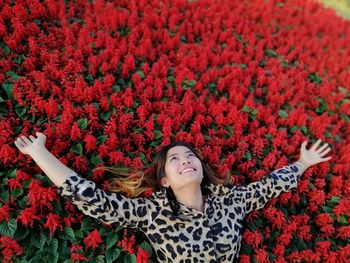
<box><xmin>57</xmin><ymin>163</ymin><xmax>302</xmax><ymax>262</ymax></box>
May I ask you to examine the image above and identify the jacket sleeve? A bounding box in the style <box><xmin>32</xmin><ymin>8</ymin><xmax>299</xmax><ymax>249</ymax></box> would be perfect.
<box><xmin>57</xmin><ymin>171</ymin><xmax>152</xmax><ymax>231</ymax></box>
<box><xmin>236</xmin><ymin>162</ymin><xmax>302</xmax><ymax>214</ymax></box>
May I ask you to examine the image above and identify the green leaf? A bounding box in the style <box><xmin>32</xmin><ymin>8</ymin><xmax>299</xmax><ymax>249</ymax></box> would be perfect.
<box><xmin>243</xmin><ymin>152</ymin><xmax>252</xmax><ymax>160</ymax></box>
<box><xmin>48</xmin><ymin>238</ymin><xmax>58</xmax><ymax>254</ymax></box>
<box><xmin>136</xmin><ymin>70</ymin><xmax>145</xmax><ymax>79</ymax></box>
<box><xmin>77</xmin><ymin>118</ymin><xmax>88</xmax><ymax>129</ymax></box>
<box><xmin>278</xmin><ymin>110</ymin><xmax>288</xmax><ymax>119</ymax></box>
<box><xmin>97</xmin><ymin>135</ymin><xmax>108</xmax><ymax>145</ymax></box>
<box><xmin>327</xmin><ymin>196</ymin><xmax>340</xmax><ymax>206</ymax></box>
<box><xmin>31</xmin><ymin>232</ymin><xmax>46</xmax><ymax>251</ymax></box>
<box><xmin>250</xmin><ymin>108</ymin><xmax>258</xmax><ymax>115</ymax></box>
<box><xmin>80</xmin><ymin>218</ymin><xmax>93</xmax><ymax>232</ymax></box>
<box><xmin>124</xmin><ymin>254</ymin><xmax>137</xmax><ymax>263</ymax></box>
<box><xmin>106</xmin><ymin>233</ymin><xmax>119</xmax><ymax>250</ymax></box>
<box><xmin>63</xmin><ymin>227</ymin><xmax>76</xmax><ymax>241</ymax></box>
<box><xmin>47</xmin><ymin>253</ymin><xmax>59</xmax><ymax>263</ymax></box>
<box><xmin>13</xmin><ymin>224</ymin><xmax>29</xmax><ymax>241</ymax></box>
<box><xmin>91</xmin><ymin>153</ymin><xmax>102</xmax><ymax>166</ymax></box>
<box><xmin>0</xmin><ymin>219</ymin><xmax>17</xmax><ymax>238</ymax></box>
<box><xmin>183</xmin><ymin>79</ymin><xmax>196</xmax><ymax>87</ymax></box>
<box><xmin>154</xmin><ymin>130</ymin><xmax>163</xmax><ymax>140</ymax></box>
<box><xmin>321</xmin><ymin>206</ymin><xmax>334</xmax><ymax>214</ymax></box>
<box><xmin>167</xmin><ymin>76</ymin><xmax>174</xmax><ymax>83</ymax></box>
<box><xmin>112</xmin><ymin>85</ymin><xmax>121</xmax><ymax>92</ymax></box>
<box><xmin>339</xmin><ymin>215</ymin><xmax>348</xmax><ymax>225</ymax></box>
<box><xmin>6</xmin><ymin>71</ymin><xmax>21</xmax><ymax>81</ymax></box>
<box><xmin>106</xmin><ymin>248</ymin><xmax>120</xmax><ymax>263</ymax></box>
<box><xmin>100</xmin><ymin>112</ymin><xmax>111</xmax><ymax>121</ymax></box>
<box><xmin>11</xmin><ymin>188</ymin><xmax>23</xmax><ymax>200</ymax></box>
<box><xmin>1</xmin><ymin>83</ymin><xmax>13</xmax><ymax>100</ymax></box>
<box><xmin>265</xmin><ymin>49</ymin><xmax>277</xmax><ymax>57</ymax></box>
<box><xmin>308</xmin><ymin>73</ymin><xmax>322</xmax><ymax>84</ymax></box>
<box><xmin>300</xmin><ymin>125</ymin><xmax>308</xmax><ymax>134</ymax></box>
<box><xmin>242</xmin><ymin>105</ymin><xmax>250</xmax><ymax>112</ymax></box>
<box><xmin>15</xmin><ymin>106</ymin><xmax>27</xmax><ymax>118</ymax></box>
<box><xmin>139</xmin><ymin>152</ymin><xmax>148</xmax><ymax>165</ymax></box>
<box><xmin>70</xmin><ymin>143</ymin><xmax>83</xmax><ymax>155</ymax></box>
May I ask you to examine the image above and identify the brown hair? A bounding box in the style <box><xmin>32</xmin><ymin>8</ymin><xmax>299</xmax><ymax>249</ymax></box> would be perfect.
<box><xmin>93</xmin><ymin>141</ymin><xmax>232</xmax><ymax>198</ymax></box>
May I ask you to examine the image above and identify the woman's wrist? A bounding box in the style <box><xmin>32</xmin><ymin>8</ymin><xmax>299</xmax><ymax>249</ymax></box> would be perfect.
<box><xmin>295</xmin><ymin>159</ymin><xmax>311</xmax><ymax>170</ymax></box>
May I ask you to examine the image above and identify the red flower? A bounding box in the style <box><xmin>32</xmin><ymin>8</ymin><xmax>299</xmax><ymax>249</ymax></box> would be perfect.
<box><xmin>18</xmin><ymin>206</ymin><xmax>40</xmax><ymax>227</ymax></box>
<box><xmin>337</xmin><ymin>226</ymin><xmax>350</xmax><ymax>240</ymax></box>
<box><xmin>136</xmin><ymin>247</ymin><xmax>150</xmax><ymax>263</ymax></box>
<box><xmin>118</xmin><ymin>230</ymin><xmax>136</xmax><ymax>254</ymax></box>
<box><xmin>44</xmin><ymin>213</ymin><xmax>62</xmax><ymax>236</ymax></box>
<box><xmin>84</xmin><ymin>229</ymin><xmax>102</xmax><ymax>250</ymax></box>
<box><xmin>70</xmin><ymin>122</ymin><xmax>82</xmax><ymax>141</ymax></box>
<box><xmin>242</xmin><ymin>229</ymin><xmax>262</xmax><ymax>249</ymax></box>
<box><xmin>0</xmin><ymin>204</ymin><xmax>11</xmax><ymax>222</ymax></box>
<box><xmin>70</xmin><ymin>243</ymin><xmax>88</xmax><ymax>262</ymax></box>
<box><xmin>0</xmin><ymin>236</ymin><xmax>23</xmax><ymax>263</ymax></box>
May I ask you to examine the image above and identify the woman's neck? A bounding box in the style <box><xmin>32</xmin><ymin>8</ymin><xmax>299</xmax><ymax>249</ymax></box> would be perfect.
<box><xmin>173</xmin><ymin>187</ymin><xmax>205</xmax><ymax>212</ymax></box>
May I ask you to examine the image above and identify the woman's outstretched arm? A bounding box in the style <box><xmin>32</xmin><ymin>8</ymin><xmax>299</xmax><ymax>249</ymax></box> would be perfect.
<box><xmin>235</xmin><ymin>139</ymin><xmax>332</xmax><ymax>214</ymax></box>
<box><xmin>14</xmin><ymin>132</ymin><xmax>73</xmax><ymax>187</ymax></box>
<box><xmin>14</xmin><ymin>132</ymin><xmax>153</xmax><ymax>230</ymax></box>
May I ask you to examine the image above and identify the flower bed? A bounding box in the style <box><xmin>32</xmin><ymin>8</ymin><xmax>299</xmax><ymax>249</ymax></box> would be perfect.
<box><xmin>0</xmin><ymin>0</ymin><xmax>349</xmax><ymax>262</ymax></box>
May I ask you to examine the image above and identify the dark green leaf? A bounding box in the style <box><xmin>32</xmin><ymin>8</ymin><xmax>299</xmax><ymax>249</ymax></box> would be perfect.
<box><xmin>154</xmin><ymin>130</ymin><xmax>163</xmax><ymax>140</ymax></box>
<box><xmin>6</xmin><ymin>71</ymin><xmax>21</xmax><ymax>81</ymax></box>
<box><xmin>11</xmin><ymin>188</ymin><xmax>23</xmax><ymax>200</ymax></box>
<box><xmin>15</xmin><ymin>107</ymin><xmax>27</xmax><ymax>118</ymax></box>
<box><xmin>70</xmin><ymin>143</ymin><xmax>83</xmax><ymax>155</ymax></box>
<box><xmin>106</xmin><ymin>248</ymin><xmax>120</xmax><ymax>263</ymax></box>
<box><xmin>278</xmin><ymin>110</ymin><xmax>288</xmax><ymax>119</ymax></box>
<box><xmin>339</xmin><ymin>215</ymin><xmax>348</xmax><ymax>225</ymax></box>
<box><xmin>106</xmin><ymin>233</ymin><xmax>119</xmax><ymax>250</ymax></box>
<box><xmin>63</xmin><ymin>227</ymin><xmax>75</xmax><ymax>241</ymax></box>
<box><xmin>124</xmin><ymin>254</ymin><xmax>137</xmax><ymax>263</ymax></box>
<box><xmin>0</xmin><ymin>219</ymin><xmax>17</xmax><ymax>238</ymax></box>
<box><xmin>243</xmin><ymin>152</ymin><xmax>252</xmax><ymax>160</ymax></box>
<box><xmin>100</xmin><ymin>112</ymin><xmax>111</xmax><ymax>121</ymax></box>
<box><xmin>2</xmin><ymin>83</ymin><xmax>13</xmax><ymax>100</ymax></box>
<box><xmin>97</xmin><ymin>135</ymin><xmax>108</xmax><ymax>145</ymax></box>
<box><xmin>48</xmin><ymin>238</ymin><xmax>58</xmax><ymax>254</ymax></box>
<box><xmin>265</xmin><ymin>49</ymin><xmax>277</xmax><ymax>57</ymax></box>
<box><xmin>136</xmin><ymin>70</ymin><xmax>145</xmax><ymax>79</ymax></box>
<box><xmin>242</xmin><ymin>105</ymin><xmax>250</xmax><ymax>112</ymax></box>
<box><xmin>13</xmin><ymin>224</ymin><xmax>29</xmax><ymax>241</ymax></box>
<box><xmin>77</xmin><ymin>118</ymin><xmax>88</xmax><ymax>129</ymax></box>
<box><xmin>91</xmin><ymin>153</ymin><xmax>102</xmax><ymax>166</ymax></box>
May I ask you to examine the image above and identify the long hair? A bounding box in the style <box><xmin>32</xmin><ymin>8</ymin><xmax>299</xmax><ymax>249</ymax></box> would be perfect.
<box><xmin>93</xmin><ymin>141</ymin><xmax>232</xmax><ymax>198</ymax></box>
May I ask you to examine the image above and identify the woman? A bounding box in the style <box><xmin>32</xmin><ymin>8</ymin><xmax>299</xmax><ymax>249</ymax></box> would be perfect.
<box><xmin>14</xmin><ymin>132</ymin><xmax>331</xmax><ymax>262</ymax></box>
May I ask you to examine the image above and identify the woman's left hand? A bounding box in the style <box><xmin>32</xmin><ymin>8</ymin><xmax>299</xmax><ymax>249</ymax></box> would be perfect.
<box><xmin>299</xmin><ymin>139</ymin><xmax>332</xmax><ymax>168</ymax></box>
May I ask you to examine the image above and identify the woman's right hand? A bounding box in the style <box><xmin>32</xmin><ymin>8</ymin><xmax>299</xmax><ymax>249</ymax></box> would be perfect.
<box><xmin>14</xmin><ymin>132</ymin><xmax>47</xmax><ymax>156</ymax></box>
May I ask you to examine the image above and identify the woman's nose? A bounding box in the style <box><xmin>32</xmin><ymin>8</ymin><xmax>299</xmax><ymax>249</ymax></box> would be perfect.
<box><xmin>182</xmin><ymin>159</ymin><xmax>190</xmax><ymax>165</ymax></box>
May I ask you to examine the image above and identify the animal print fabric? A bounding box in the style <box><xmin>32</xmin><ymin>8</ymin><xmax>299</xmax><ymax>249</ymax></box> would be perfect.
<box><xmin>57</xmin><ymin>163</ymin><xmax>302</xmax><ymax>262</ymax></box>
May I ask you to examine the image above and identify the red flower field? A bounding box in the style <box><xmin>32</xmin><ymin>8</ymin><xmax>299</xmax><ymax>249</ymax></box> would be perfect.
<box><xmin>0</xmin><ymin>0</ymin><xmax>349</xmax><ymax>262</ymax></box>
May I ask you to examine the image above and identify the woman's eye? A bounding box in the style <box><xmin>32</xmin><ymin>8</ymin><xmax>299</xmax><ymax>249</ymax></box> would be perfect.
<box><xmin>170</xmin><ymin>157</ymin><xmax>178</xmax><ymax>161</ymax></box>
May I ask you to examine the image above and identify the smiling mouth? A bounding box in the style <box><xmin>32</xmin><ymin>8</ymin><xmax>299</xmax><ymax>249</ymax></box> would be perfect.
<box><xmin>180</xmin><ymin>168</ymin><xmax>197</xmax><ymax>174</ymax></box>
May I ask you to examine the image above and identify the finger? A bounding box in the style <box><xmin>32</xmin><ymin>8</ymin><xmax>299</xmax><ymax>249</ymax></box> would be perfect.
<box><xmin>319</xmin><ymin>147</ymin><xmax>331</xmax><ymax>157</ymax></box>
<box><xmin>21</xmin><ymin>136</ymin><xmax>32</xmax><ymax>144</ymax></box>
<box><xmin>36</xmin><ymin>132</ymin><xmax>45</xmax><ymax>139</ymax></box>
<box><xmin>14</xmin><ymin>140</ymin><xmax>23</xmax><ymax>149</ymax></box>
<box><xmin>316</xmin><ymin>143</ymin><xmax>329</xmax><ymax>153</ymax></box>
<box><xmin>301</xmin><ymin>141</ymin><xmax>308</xmax><ymax>150</ymax></box>
<box><xmin>29</xmin><ymin>135</ymin><xmax>36</xmax><ymax>141</ymax></box>
<box><xmin>320</xmin><ymin>156</ymin><xmax>332</xmax><ymax>162</ymax></box>
<box><xmin>16</xmin><ymin>137</ymin><xmax>26</xmax><ymax>146</ymax></box>
<box><xmin>310</xmin><ymin>139</ymin><xmax>322</xmax><ymax>151</ymax></box>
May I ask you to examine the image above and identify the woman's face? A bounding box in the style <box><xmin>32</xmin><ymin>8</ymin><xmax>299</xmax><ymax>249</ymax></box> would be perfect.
<box><xmin>161</xmin><ymin>146</ymin><xmax>204</xmax><ymax>191</ymax></box>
